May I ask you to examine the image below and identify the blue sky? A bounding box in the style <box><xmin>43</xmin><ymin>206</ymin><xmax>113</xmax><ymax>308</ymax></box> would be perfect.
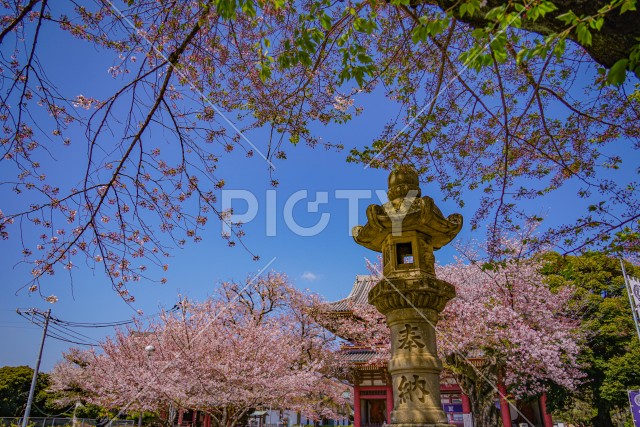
<box><xmin>0</xmin><ymin>114</ymin><xmax>469</xmax><ymax>371</ymax></box>
<box><xmin>0</xmin><ymin>82</ymin><xmax>469</xmax><ymax>371</ymax></box>
<box><xmin>1</xmin><ymin>6</ymin><xmax>637</xmax><ymax>373</ymax></box>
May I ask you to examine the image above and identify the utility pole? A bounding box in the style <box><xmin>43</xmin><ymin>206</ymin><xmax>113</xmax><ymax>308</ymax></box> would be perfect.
<box><xmin>21</xmin><ymin>308</ymin><xmax>51</xmax><ymax>427</ymax></box>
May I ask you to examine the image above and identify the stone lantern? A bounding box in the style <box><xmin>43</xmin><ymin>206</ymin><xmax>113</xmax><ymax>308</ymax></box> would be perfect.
<box><xmin>352</xmin><ymin>166</ymin><xmax>462</xmax><ymax>427</ymax></box>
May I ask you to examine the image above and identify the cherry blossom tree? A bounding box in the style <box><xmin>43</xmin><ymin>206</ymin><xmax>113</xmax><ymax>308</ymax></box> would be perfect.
<box><xmin>50</xmin><ymin>273</ymin><xmax>350</xmax><ymax>427</ymax></box>
<box><xmin>48</xmin><ymin>348</ymin><xmax>98</xmax><ymax>408</ymax></box>
<box><xmin>1</xmin><ymin>0</ymin><xmax>639</xmax><ymax>300</ymax></box>
<box><xmin>437</xmin><ymin>254</ymin><xmax>583</xmax><ymax>427</ymax></box>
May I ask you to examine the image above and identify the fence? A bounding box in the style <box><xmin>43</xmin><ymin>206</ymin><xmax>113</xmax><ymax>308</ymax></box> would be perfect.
<box><xmin>0</xmin><ymin>418</ymin><xmax>135</xmax><ymax>427</ymax></box>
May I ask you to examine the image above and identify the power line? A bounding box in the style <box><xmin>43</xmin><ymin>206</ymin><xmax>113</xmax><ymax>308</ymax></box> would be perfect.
<box><xmin>53</xmin><ymin>318</ymin><xmax>136</xmax><ymax>328</ymax></box>
<box><xmin>15</xmin><ymin>305</ymin><xmax>181</xmax><ymax>347</ymax></box>
<box><xmin>16</xmin><ymin>310</ymin><xmax>97</xmax><ymax>347</ymax></box>
<box><xmin>47</xmin><ymin>321</ymin><xmax>101</xmax><ymax>344</ymax></box>
<box><xmin>45</xmin><ymin>323</ymin><xmax>98</xmax><ymax>346</ymax></box>
<box><xmin>50</xmin><ymin>312</ymin><xmax>136</xmax><ymax>328</ymax></box>
<box><xmin>18</xmin><ymin>304</ymin><xmax>180</xmax><ymax>328</ymax></box>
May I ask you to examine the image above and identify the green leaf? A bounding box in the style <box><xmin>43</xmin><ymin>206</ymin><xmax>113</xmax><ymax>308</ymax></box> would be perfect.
<box><xmin>481</xmin><ymin>262</ymin><xmax>495</xmax><ymax>271</ymax></box>
<box><xmin>556</xmin><ymin>11</ymin><xmax>578</xmax><ymax>25</ymax></box>
<box><xmin>216</xmin><ymin>0</ymin><xmax>238</xmax><ymax>20</ymax></box>
<box><xmin>258</xmin><ymin>62</ymin><xmax>271</xmax><ymax>83</ymax></box>
<box><xmin>357</xmin><ymin>53</ymin><xmax>373</xmax><ymax>63</ymax></box>
<box><xmin>621</xmin><ymin>0</ymin><xmax>637</xmax><ymax>14</ymax></box>
<box><xmin>576</xmin><ymin>23</ymin><xmax>593</xmax><ymax>46</ymax></box>
<box><xmin>607</xmin><ymin>58</ymin><xmax>629</xmax><ymax>85</ymax></box>
<box><xmin>460</xmin><ymin>0</ymin><xmax>482</xmax><ymax>18</ymax></box>
<box><xmin>362</xmin><ymin>18</ymin><xmax>377</xmax><ymax>33</ymax></box>
<box><xmin>553</xmin><ymin>37</ymin><xmax>566</xmax><ymax>59</ymax></box>
<box><xmin>471</xmin><ymin>28</ymin><xmax>487</xmax><ymax>39</ymax></box>
<box><xmin>528</xmin><ymin>1</ymin><xmax>558</xmax><ymax>21</ymax></box>
<box><xmin>241</xmin><ymin>0</ymin><xmax>256</xmax><ymax>17</ymax></box>
<box><xmin>320</xmin><ymin>13</ymin><xmax>332</xmax><ymax>30</ymax></box>
<box><xmin>302</xmin><ymin>52</ymin><xmax>313</xmax><ymax>66</ymax></box>
<box><xmin>484</xmin><ymin>5</ymin><xmax>506</xmax><ymax>20</ymax></box>
<box><xmin>411</xmin><ymin>25</ymin><xmax>427</xmax><ymax>44</ymax></box>
<box><xmin>539</xmin><ymin>1</ymin><xmax>558</xmax><ymax>13</ymax></box>
<box><xmin>459</xmin><ymin>3</ymin><xmax>468</xmax><ymax>17</ymax></box>
<box><xmin>427</xmin><ymin>18</ymin><xmax>447</xmax><ymax>36</ymax></box>
<box><xmin>492</xmin><ymin>47</ymin><xmax>507</xmax><ymax>63</ymax></box>
<box><xmin>355</xmin><ymin>74</ymin><xmax>364</xmax><ymax>87</ymax></box>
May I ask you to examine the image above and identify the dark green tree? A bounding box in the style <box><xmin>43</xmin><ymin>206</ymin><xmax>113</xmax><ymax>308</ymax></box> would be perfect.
<box><xmin>0</xmin><ymin>365</ymin><xmax>58</xmax><ymax>417</ymax></box>
<box><xmin>541</xmin><ymin>252</ymin><xmax>640</xmax><ymax>427</ymax></box>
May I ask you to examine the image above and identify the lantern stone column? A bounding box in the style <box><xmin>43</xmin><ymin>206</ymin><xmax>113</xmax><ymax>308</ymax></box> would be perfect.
<box><xmin>352</xmin><ymin>166</ymin><xmax>463</xmax><ymax>427</ymax></box>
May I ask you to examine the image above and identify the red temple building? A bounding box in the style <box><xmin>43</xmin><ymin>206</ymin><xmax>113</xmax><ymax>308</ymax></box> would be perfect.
<box><xmin>328</xmin><ymin>276</ymin><xmax>555</xmax><ymax>427</ymax></box>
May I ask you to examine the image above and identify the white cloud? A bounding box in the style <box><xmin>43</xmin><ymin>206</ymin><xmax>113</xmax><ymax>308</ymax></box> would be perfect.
<box><xmin>301</xmin><ymin>271</ymin><xmax>319</xmax><ymax>281</ymax></box>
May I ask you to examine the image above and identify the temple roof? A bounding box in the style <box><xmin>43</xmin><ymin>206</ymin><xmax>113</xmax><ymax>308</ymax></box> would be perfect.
<box><xmin>326</xmin><ymin>275</ymin><xmax>387</xmax><ymax>369</ymax></box>
<box><xmin>328</xmin><ymin>275</ymin><xmax>377</xmax><ymax>312</ymax></box>
<box><xmin>339</xmin><ymin>347</ymin><xmax>378</xmax><ymax>363</ymax></box>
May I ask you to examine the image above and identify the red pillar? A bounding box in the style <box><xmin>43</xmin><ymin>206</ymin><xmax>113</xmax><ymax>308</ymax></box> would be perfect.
<box><xmin>461</xmin><ymin>393</ymin><xmax>471</xmax><ymax>414</ymax></box>
<box><xmin>177</xmin><ymin>410</ymin><xmax>184</xmax><ymax>427</ymax></box>
<box><xmin>540</xmin><ymin>393</ymin><xmax>553</xmax><ymax>427</ymax></box>
<box><xmin>354</xmin><ymin>385</ymin><xmax>361</xmax><ymax>427</ymax></box>
<box><xmin>498</xmin><ymin>384</ymin><xmax>511</xmax><ymax>427</ymax></box>
<box><xmin>461</xmin><ymin>393</ymin><xmax>473</xmax><ymax>427</ymax></box>
<box><xmin>386</xmin><ymin>384</ymin><xmax>394</xmax><ymax>423</ymax></box>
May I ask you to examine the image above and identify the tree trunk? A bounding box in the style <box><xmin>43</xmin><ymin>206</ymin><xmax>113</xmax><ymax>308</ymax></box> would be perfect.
<box><xmin>222</xmin><ymin>407</ymin><xmax>229</xmax><ymax>427</ymax></box>
<box><xmin>446</xmin><ymin>355</ymin><xmax>501</xmax><ymax>427</ymax></box>
<box><xmin>592</xmin><ymin>400</ymin><xmax>613</xmax><ymax>427</ymax></box>
<box><xmin>221</xmin><ymin>406</ymin><xmax>248</xmax><ymax>427</ymax></box>
<box><xmin>469</xmin><ymin>391</ymin><xmax>501</xmax><ymax>427</ymax></box>
<box><xmin>166</xmin><ymin>404</ymin><xmax>177</xmax><ymax>427</ymax></box>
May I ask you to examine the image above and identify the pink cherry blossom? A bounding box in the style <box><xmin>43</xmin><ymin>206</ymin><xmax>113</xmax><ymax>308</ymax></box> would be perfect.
<box><xmin>51</xmin><ymin>273</ymin><xmax>349</xmax><ymax>426</ymax></box>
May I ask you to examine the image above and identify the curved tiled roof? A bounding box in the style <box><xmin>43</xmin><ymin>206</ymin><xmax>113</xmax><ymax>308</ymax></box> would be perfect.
<box><xmin>339</xmin><ymin>347</ymin><xmax>378</xmax><ymax>363</ymax></box>
<box><xmin>328</xmin><ymin>275</ymin><xmax>378</xmax><ymax>312</ymax></box>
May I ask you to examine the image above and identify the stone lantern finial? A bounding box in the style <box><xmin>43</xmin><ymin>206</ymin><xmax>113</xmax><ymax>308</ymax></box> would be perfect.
<box><xmin>387</xmin><ymin>166</ymin><xmax>421</xmax><ymax>202</ymax></box>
